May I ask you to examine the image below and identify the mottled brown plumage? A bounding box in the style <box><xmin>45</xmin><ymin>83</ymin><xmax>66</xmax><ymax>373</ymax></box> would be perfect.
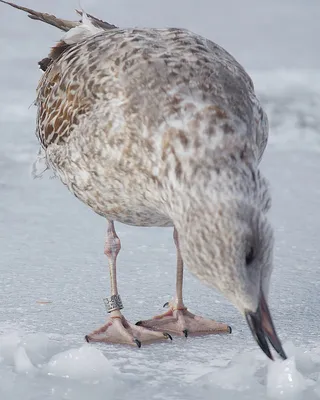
<box><xmin>35</xmin><ymin>26</ymin><xmax>268</xmax><ymax>229</ymax></box>
<box><xmin>1</xmin><ymin>2</ymin><xmax>287</xmax><ymax>360</ymax></box>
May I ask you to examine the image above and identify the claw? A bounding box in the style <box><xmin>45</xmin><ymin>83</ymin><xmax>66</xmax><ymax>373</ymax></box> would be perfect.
<box><xmin>163</xmin><ymin>332</ymin><xmax>173</xmax><ymax>341</ymax></box>
<box><xmin>228</xmin><ymin>326</ymin><xmax>232</xmax><ymax>334</ymax></box>
<box><xmin>163</xmin><ymin>302</ymin><xmax>169</xmax><ymax>308</ymax></box>
<box><xmin>135</xmin><ymin>320</ymin><xmax>142</xmax><ymax>326</ymax></box>
<box><xmin>85</xmin><ymin>335</ymin><xmax>90</xmax><ymax>343</ymax></box>
<box><xmin>183</xmin><ymin>329</ymin><xmax>188</xmax><ymax>338</ymax></box>
<box><xmin>134</xmin><ymin>338</ymin><xmax>141</xmax><ymax>348</ymax></box>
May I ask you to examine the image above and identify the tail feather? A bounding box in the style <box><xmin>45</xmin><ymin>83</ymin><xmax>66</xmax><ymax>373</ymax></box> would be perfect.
<box><xmin>0</xmin><ymin>1</ymin><xmax>118</xmax><ymax>71</ymax></box>
<box><xmin>0</xmin><ymin>1</ymin><xmax>117</xmax><ymax>32</ymax></box>
<box><xmin>0</xmin><ymin>0</ymin><xmax>77</xmax><ymax>31</ymax></box>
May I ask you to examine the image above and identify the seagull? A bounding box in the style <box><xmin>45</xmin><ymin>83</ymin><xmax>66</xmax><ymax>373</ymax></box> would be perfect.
<box><xmin>0</xmin><ymin>1</ymin><xmax>287</xmax><ymax>360</ymax></box>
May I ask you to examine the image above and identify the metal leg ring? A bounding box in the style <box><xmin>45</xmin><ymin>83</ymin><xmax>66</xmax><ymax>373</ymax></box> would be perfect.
<box><xmin>104</xmin><ymin>294</ymin><xmax>124</xmax><ymax>313</ymax></box>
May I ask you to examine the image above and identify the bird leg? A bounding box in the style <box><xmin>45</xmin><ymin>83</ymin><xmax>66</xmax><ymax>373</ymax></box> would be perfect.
<box><xmin>136</xmin><ymin>228</ymin><xmax>232</xmax><ymax>337</ymax></box>
<box><xmin>85</xmin><ymin>220</ymin><xmax>172</xmax><ymax>346</ymax></box>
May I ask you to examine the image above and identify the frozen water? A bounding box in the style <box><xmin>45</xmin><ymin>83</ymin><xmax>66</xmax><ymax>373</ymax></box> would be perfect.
<box><xmin>13</xmin><ymin>345</ymin><xmax>37</xmax><ymax>375</ymax></box>
<box><xmin>0</xmin><ymin>332</ymin><xmax>21</xmax><ymax>364</ymax></box>
<box><xmin>252</xmin><ymin>70</ymin><xmax>320</xmax><ymax>151</ymax></box>
<box><xmin>44</xmin><ymin>344</ymin><xmax>117</xmax><ymax>382</ymax></box>
<box><xmin>195</xmin><ymin>342</ymin><xmax>320</xmax><ymax>399</ymax></box>
<box><xmin>0</xmin><ymin>0</ymin><xmax>319</xmax><ymax>399</ymax></box>
<box><xmin>267</xmin><ymin>357</ymin><xmax>306</xmax><ymax>399</ymax></box>
<box><xmin>284</xmin><ymin>341</ymin><xmax>320</xmax><ymax>376</ymax></box>
<box><xmin>22</xmin><ymin>332</ymin><xmax>51</xmax><ymax>365</ymax></box>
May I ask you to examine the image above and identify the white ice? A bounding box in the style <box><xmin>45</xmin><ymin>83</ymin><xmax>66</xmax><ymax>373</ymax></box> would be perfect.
<box><xmin>1</xmin><ymin>0</ymin><xmax>320</xmax><ymax>399</ymax></box>
<box><xmin>44</xmin><ymin>344</ymin><xmax>118</xmax><ymax>382</ymax></box>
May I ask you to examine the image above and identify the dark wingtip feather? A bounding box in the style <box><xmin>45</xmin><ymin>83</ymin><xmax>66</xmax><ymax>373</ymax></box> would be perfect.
<box><xmin>0</xmin><ymin>0</ymin><xmax>78</xmax><ymax>31</ymax></box>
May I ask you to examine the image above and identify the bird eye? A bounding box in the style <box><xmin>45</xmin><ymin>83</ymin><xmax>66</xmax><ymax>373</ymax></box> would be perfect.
<box><xmin>246</xmin><ymin>247</ymin><xmax>254</xmax><ymax>265</ymax></box>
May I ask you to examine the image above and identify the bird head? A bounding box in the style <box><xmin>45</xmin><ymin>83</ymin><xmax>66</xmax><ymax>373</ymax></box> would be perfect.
<box><xmin>177</xmin><ymin>199</ymin><xmax>287</xmax><ymax>361</ymax></box>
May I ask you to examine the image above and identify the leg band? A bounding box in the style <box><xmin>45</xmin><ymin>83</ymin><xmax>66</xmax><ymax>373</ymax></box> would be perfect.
<box><xmin>104</xmin><ymin>294</ymin><xmax>123</xmax><ymax>313</ymax></box>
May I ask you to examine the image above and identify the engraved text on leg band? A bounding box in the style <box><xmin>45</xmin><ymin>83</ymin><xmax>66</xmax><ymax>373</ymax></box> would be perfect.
<box><xmin>104</xmin><ymin>294</ymin><xmax>124</xmax><ymax>313</ymax></box>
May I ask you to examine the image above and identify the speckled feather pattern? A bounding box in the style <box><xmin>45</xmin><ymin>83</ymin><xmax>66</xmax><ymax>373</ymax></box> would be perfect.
<box><xmin>37</xmin><ymin>28</ymin><xmax>268</xmax><ymax>221</ymax></box>
<box><xmin>35</xmin><ymin>26</ymin><xmax>272</xmax><ymax>312</ymax></box>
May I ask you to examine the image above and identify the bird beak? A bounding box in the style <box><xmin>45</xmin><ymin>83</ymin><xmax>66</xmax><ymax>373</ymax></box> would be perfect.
<box><xmin>245</xmin><ymin>293</ymin><xmax>287</xmax><ymax>361</ymax></box>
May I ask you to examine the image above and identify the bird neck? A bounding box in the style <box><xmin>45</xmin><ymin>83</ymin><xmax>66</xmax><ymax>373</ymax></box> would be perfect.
<box><xmin>169</xmin><ymin>194</ymin><xmax>241</xmax><ymax>287</ymax></box>
<box><xmin>164</xmin><ymin>149</ymin><xmax>271</xmax><ymax>228</ymax></box>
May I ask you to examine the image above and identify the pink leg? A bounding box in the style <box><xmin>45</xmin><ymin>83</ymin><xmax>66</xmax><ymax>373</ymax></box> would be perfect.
<box><xmin>136</xmin><ymin>227</ymin><xmax>231</xmax><ymax>337</ymax></box>
<box><xmin>85</xmin><ymin>220</ymin><xmax>172</xmax><ymax>346</ymax></box>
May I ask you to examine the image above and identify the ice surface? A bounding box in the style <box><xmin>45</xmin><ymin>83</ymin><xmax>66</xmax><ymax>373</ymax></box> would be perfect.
<box><xmin>196</xmin><ymin>342</ymin><xmax>320</xmax><ymax>399</ymax></box>
<box><xmin>22</xmin><ymin>332</ymin><xmax>51</xmax><ymax>365</ymax></box>
<box><xmin>13</xmin><ymin>346</ymin><xmax>37</xmax><ymax>375</ymax></box>
<box><xmin>44</xmin><ymin>344</ymin><xmax>117</xmax><ymax>382</ymax></box>
<box><xmin>0</xmin><ymin>332</ymin><xmax>21</xmax><ymax>364</ymax></box>
<box><xmin>252</xmin><ymin>70</ymin><xmax>320</xmax><ymax>152</ymax></box>
<box><xmin>198</xmin><ymin>350</ymin><xmax>264</xmax><ymax>392</ymax></box>
<box><xmin>267</xmin><ymin>357</ymin><xmax>306</xmax><ymax>399</ymax></box>
<box><xmin>0</xmin><ymin>332</ymin><xmax>131</xmax><ymax>400</ymax></box>
<box><xmin>1</xmin><ymin>0</ymin><xmax>320</xmax><ymax>399</ymax></box>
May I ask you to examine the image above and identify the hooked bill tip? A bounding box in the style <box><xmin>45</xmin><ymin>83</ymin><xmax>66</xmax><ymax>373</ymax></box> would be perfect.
<box><xmin>245</xmin><ymin>294</ymin><xmax>287</xmax><ymax>361</ymax></box>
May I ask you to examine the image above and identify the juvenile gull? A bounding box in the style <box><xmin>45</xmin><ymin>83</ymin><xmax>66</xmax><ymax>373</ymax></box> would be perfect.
<box><xmin>1</xmin><ymin>1</ymin><xmax>287</xmax><ymax>360</ymax></box>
